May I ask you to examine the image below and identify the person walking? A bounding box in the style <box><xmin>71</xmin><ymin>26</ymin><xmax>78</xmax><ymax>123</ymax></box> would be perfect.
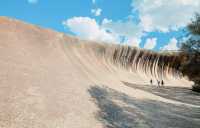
<box><xmin>150</xmin><ymin>79</ymin><xmax>153</xmax><ymax>85</ymax></box>
<box><xmin>161</xmin><ymin>80</ymin><xmax>164</xmax><ymax>86</ymax></box>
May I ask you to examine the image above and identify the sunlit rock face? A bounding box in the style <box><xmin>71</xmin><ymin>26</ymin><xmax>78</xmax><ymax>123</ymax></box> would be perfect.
<box><xmin>85</xmin><ymin>43</ymin><xmax>184</xmax><ymax>81</ymax></box>
<box><xmin>0</xmin><ymin>17</ymin><xmax>193</xmax><ymax>128</ymax></box>
<box><xmin>0</xmin><ymin>17</ymin><xmax>184</xmax><ymax>81</ymax></box>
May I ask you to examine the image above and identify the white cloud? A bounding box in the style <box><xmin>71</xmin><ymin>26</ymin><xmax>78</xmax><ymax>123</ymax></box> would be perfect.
<box><xmin>102</xmin><ymin>19</ymin><xmax>143</xmax><ymax>47</ymax></box>
<box><xmin>102</xmin><ymin>18</ymin><xmax>112</xmax><ymax>24</ymax></box>
<box><xmin>132</xmin><ymin>0</ymin><xmax>200</xmax><ymax>32</ymax></box>
<box><xmin>28</xmin><ymin>0</ymin><xmax>38</xmax><ymax>4</ymax></box>
<box><xmin>126</xmin><ymin>37</ymin><xmax>141</xmax><ymax>47</ymax></box>
<box><xmin>62</xmin><ymin>17</ymin><xmax>117</xmax><ymax>43</ymax></box>
<box><xmin>91</xmin><ymin>8</ymin><xmax>102</xmax><ymax>16</ymax></box>
<box><xmin>144</xmin><ymin>38</ymin><xmax>157</xmax><ymax>49</ymax></box>
<box><xmin>62</xmin><ymin>17</ymin><xmax>143</xmax><ymax>47</ymax></box>
<box><xmin>92</xmin><ymin>0</ymin><xmax>96</xmax><ymax>4</ymax></box>
<box><xmin>102</xmin><ymin>20</ymin><xmax>143</xmax><ymax>38</ymax></box>
<box><xmin>161</xmin><ymin>38</ymin><xmax>179</xmax><ymax>51</ymax></box>
<box><xmin>63</xmin><ymin>0</ymin><xmax>200</xmax><ymax>48</ymax></box>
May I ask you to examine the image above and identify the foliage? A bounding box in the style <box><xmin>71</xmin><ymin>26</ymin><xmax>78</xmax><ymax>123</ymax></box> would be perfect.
<box><xmin>181</xmin><ymin>39</ymin><xmax>200</xmax><ymax>54</ymax></box>
<box><xmin>188</xmin><ymin>13</ymin><xmax>200</xmax><ymax>35</ymax></box>
<box><xmin>180</xmin><ymin>13</ymin><xmax>200</xmax><ymax>92</ymax></box>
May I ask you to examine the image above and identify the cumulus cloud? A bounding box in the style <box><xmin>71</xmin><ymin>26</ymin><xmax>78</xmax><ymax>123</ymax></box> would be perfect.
<box><xmin>62</xmin><ymin>17</ymin><xmax>117</xmax><ymax>43</ymax></box>
<box><xmin>161</xmin><ymin>38</ymin><xmax>179</xmax><ymax>51</ymax></box>
<box><xmin>125</xmin><ymin>37</ymin><xmax>141</xmax><ymax>47</ymax></box>
<box><xmin>28</xmin><ymin>0</ymin><xmax>38</xmax><ymax>4</ymax></box>
<box><xmin>102</xmin><ymin>18</ymin><xmax>143</xmax><ymax>46</ymax></box>
<box><xmin>132</xmin><ymin>0</ymin><xmax>200</xmax><ymax>32</ymax></box>
<box><xmin>62</xmin><ymin>17</ymin><xmax>143</xmax><ymax>47</ymax></box>
<box><xmin>102</xmin><ymin>19</ymin><xmax>143</xmax><ymax>38</ymax></box>
<box><xmin>91</xmin><ymin>8</ymin><xmax>102</xmax><ymax>16</ymax></box>
<box><xmin>60</xmin><ymin>0</ymin><xmax>200</xmax><ymax>50</ymax></box>
<box><xmin>92</xmin><ymin>0</ymin><xmax>96</xmax><ymax>4</ymax></box>
<box><xmin>144</xmin><ymin>38</ymin><xmax>157</xmax><ymax>49</ymax></box>
<box><xmin>102</xmin><ymin>18</ymin><xmax>112</xmax><ymax>24</ymax></box>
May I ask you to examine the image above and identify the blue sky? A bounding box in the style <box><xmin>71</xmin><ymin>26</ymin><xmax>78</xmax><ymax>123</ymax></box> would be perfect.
<box><xmin>0</xmin><ymin>0</ymin><xmax>200</xmax><ymax>51</ymax></box>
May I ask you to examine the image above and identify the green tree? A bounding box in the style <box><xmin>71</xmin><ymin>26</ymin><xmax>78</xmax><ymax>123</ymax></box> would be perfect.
<box><xmin>188</xmin><ymin>13</ymin><xmax>200</xmax><ymax>35</ymax></box>
<box><xmin>180</xmin><ymin>13</ymin><xmax>200</xmax><ymax>92</ymax></box>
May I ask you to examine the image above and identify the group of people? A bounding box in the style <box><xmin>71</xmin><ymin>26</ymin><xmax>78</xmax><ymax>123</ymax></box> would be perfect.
<box><xmin>150</xmin><ymin>79</ymin><xmax>164</xmax><ymax>87</ymax></box>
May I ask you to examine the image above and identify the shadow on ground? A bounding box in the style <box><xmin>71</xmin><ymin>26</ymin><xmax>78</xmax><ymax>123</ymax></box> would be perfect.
<box><xmin>122</xmin><ymin>81</ymin><xmax>200</xmax><ymax>106</ymax></box>
<box><xmin>88</xmin><ymin>86</ymin><xmax>200</xmax><ymax>128</ymax></box>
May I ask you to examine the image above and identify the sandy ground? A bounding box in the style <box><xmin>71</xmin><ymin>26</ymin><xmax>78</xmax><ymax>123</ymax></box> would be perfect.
<box><xmin>0</xmin><ymin>17</ymin><xmax>199</xmax><ymax>128</ymax></box>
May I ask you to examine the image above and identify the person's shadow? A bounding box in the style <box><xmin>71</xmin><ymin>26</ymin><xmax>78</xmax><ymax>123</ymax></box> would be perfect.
<box><xmin>122</xmin><ymin>81</ymin><xmax>200</xmax><ymax>106</ymax></box>
<box><xmin>88</xmin><ymin>85</ymin><xmax>200</xmax><ymax>128</ymax></box>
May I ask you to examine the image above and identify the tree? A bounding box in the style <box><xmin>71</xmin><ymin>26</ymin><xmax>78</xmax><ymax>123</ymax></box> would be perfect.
<box><xmin>188</xmin><ymin>13</ymin><xmax>200</xmax><ymax>35</ymax></box>
<box><xmin>180</xmin><ymin>13</ymin><xmax>200</xmax><ymax>92</ymax></box>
